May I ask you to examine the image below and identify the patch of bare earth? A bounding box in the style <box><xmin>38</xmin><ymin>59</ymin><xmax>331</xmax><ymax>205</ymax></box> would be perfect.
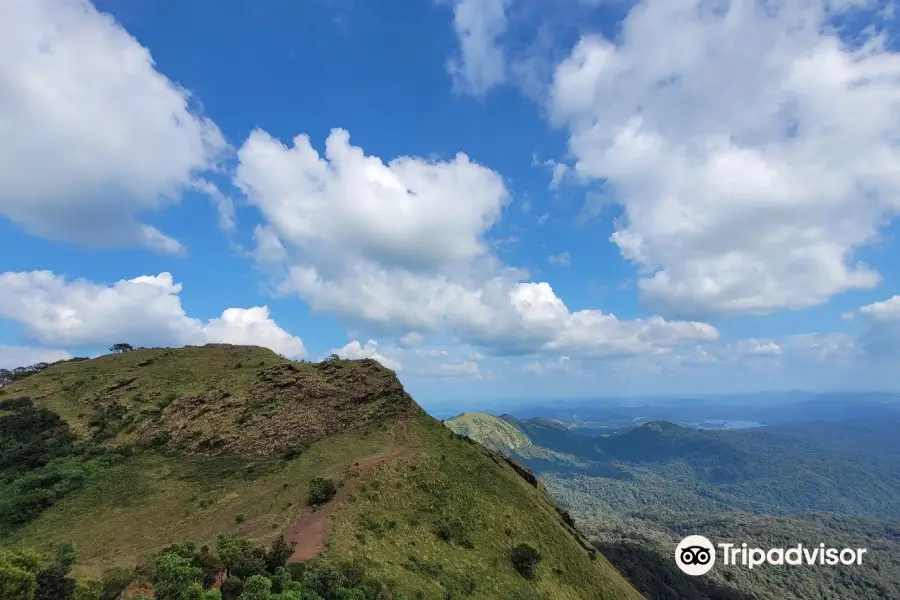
<box><xmin>283</xmin><ymin>420</ymin><xmax>413</xmax><ymax>561</ymax></box>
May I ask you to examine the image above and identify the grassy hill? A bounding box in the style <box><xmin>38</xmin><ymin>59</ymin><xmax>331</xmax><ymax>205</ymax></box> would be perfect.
<box><xmin>0</xmin><ymin>345</ymin><xmax>643</xmax><ymax>600</ymax></box>
<box><xmin>442</xmin><ymin>413</ymin><xmax>532</xmax><ymax>452</ymax></box>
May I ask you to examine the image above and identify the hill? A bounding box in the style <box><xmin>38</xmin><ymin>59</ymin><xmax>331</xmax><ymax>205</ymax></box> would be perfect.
<box><xmin>0</xmin><ymin>345</ymin><xmax>643</xmax><ymax>600</ymax></box>
<box><xmin>443</xmin><ymin>413</ymin><xmax>532</xmax><ymax>452</ymax></box>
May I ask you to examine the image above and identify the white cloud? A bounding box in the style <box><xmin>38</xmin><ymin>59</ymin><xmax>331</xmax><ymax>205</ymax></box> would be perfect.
<box><xmin>399</xmin><ymin>332</ymin><xmax>424</xmax><ymax>347</ymax></box>
<box><xmin>548</xmin><ymin>252</ymin><xmax>572</xmax><ymax>267</ymax></box>
<box><xmin>445</xmin><ymin>0</ymin><xmax>510</xmax><ymax>97</ymax></box>
<box><xmin>203</xmin><ymin>307</ymin><xmax>306</xmax><ymax>358</ymax></box>
<box><xmin>236</xmin><ymin>127</ymin><xmax>718</xmax><ymax>359</ymax></box>
<box><xmin>860</xmin><ymin>295</ymin><xmax>900</xmax><ymax>322</ymax></box>
<box><xmin>439</xmin><ymin>361</ymin><xmax>481</xmax><ymax>377</ymax></box>
<box><xmin>0</xmin><ymin>271</ymin><xmax>306</xmax><ymax>358</ymax></box>
<box><xmin>549</xmin><ymin>0</ymin><xmax>900</xmax><ymax>318</ymax></box>
<box><xmin>236</xmin><ymin>128</ymin><xmax>509</xmax><ymax>271</ymax></box>
<box><xmin>333</xmin><ymin>339</ymin><xmax>402</xmax><ymax>371</ymax></box>
<box><xmin>0</xmin><ymin>0</ymin><xmax>228</xmax><ymax>253</ymax></box>
<box><xmin>0</xmin><ymin>345</ymin><xmax>72</xmax><ymax>370</ymax></box>
<box><xmin>532</xmin><ymin>154</ymin><xmax>572</xmax><ymax>189</ymax></box>
<box><xmin>858</xmin><ymin>295</ymin><xmax>900</xmax><ymax>354</ymax></box>
<box><xmin>522</xmin><ymin>355</ymin><xmax>570</xmax><ymax>375</ymax></box>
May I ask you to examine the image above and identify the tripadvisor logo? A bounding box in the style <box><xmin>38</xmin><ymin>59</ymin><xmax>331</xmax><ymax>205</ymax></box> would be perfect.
<box><xmin>675</xmin><ymin>535</ymin><xmax>868</xmax><ymax>576</ymax></box>
<box><xmin>675</xmin><ymin>535</ymin><xmax>716</xmax><ymax>576</ymax></box>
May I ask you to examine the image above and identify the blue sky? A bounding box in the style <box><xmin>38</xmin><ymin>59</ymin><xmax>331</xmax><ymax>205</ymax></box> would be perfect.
<box><xmin>1</xmin><ymin>0</ymin><xmax>899</xmax><ymax>411</ymax></box>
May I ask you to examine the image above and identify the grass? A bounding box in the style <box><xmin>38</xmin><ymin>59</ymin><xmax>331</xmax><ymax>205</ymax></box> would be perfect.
<box><xmin>3</xmin><ymin>426</ymin><xmax>392</xmax><ymax>579</ymax></box>
<box><xmin>444</xmin><ymin>412</ymin><xmax>533</xmax><ymax>450</ymax></box>
<box><xmin>324</xmin><ymin>414</ymin><xmax>643</xmax><ymax>600</ymax></box>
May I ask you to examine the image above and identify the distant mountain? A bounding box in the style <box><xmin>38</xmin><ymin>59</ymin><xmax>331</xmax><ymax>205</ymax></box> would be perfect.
<box><xmin>443</xmin><ymin>412</ymin><xmax>532</xmax><ymax>451</ymax></box>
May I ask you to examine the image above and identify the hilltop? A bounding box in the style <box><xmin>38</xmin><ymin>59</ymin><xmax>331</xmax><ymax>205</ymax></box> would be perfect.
<box><xmin>0</xmin><ymin>345</ymin><xmax>643</xmax><ymax>600</ymax></box>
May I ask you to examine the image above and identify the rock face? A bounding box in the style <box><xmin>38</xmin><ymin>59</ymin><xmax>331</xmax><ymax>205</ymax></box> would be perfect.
<box><xmin>150</xmin><ymin>358</ymin><xmax>419</xmax><ymax>456</ymax></box>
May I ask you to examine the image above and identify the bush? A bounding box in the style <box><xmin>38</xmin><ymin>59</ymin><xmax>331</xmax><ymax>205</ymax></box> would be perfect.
<box><xmin>308</xmin><ymin>477</ymin><xmax>338</xmax><ymax>505</ymax></box>
<box><xmin>281</xmin><ymin>442</ymin><xmax>309</xmax><ymax>461</ymax></box>
<box><xmin>433</xmin><ymin>518</ymin><xmax>474</xmax><ymax>548</ymax></box>
<box><xmin>99</xmin><ymin>566</ymin><xmax>133</xmax><ymax>600</ymax></box>
<box><xmin>234</xmin><ymin>513</ymin><xmax>245</xmax><ymax>524</ymax></box>
<box><xmin>510</xmin><ymin>544</ymin><xmax>541</xmax><ymax>579</ymax></box>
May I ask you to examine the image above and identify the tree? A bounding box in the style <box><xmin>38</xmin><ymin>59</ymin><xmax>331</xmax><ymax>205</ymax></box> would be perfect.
<box><xmin>152</xmin><ymin>552</ymin><xmax>203</xmax><ymax>600</ymax></box>
<box><xmin>34</xmin><ymin>542</ymin><xmax>77</xmax><ymax>600</ymax></box>
<box><xmin>73</xmin><ymin>580</ymin><xmax>102</xmax><ymax>600</ymax></box>
<box><xmin>238</xmin><ymin>575</ymin><xmax>271</xmax><ymax>600</ymax></box>
<box><xmin>265</xmin><ymin>536</ymin><xmax>295</xmax><ymax>573</ymax></box>
<box><xmin>510</xmin><ymin>544</ymin><xmax>541</xmax><ymax>579</ymax></box>
<box><xmin>109</xmin><ymin>343</ymin><xmax>134</xmax><ymax>354</ymax></box>
<box><xmin>307</xmin><ymin>478</ymin><xmax>337</xmax><ymax>506</ymax></box>
<box><xmin>183</xmin><ymin>582</ymin><xmax>223</xmax><ymax>600</ymax></box>
<box><xmin>0</xmin><ymin>548</ymin><xmax>42</xmax><ymax>600</ymax></box>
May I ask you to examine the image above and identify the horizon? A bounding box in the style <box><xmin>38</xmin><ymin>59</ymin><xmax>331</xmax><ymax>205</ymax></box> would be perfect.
<box><xmin>2</xmin><ymin>0</ymin><xmax>900</xmax><ymax>403</ymax></box>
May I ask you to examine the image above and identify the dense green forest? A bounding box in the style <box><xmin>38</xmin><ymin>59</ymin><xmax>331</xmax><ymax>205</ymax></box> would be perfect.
<box><xmin>447</xmin><ymin>413</ymin><xmax>900</xmax><ymax>600</ymax></box>
<box><xmin>2</xmin><ymin>534</ymin><xmax>505</xmax><ymax>600</ymax></box>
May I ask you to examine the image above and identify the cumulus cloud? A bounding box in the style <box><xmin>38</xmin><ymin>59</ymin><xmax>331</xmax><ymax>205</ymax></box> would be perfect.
<box><xmin>203</xmin><ymin>307</ymin><xmax>306</xmax><ymax>358</ymax></box>
<box><xmin>445</xmin><ymin>0</ymin><xmax>510</xmax><ymax>96</ymax></box>
<box><xmin>0</xmin><ymin>271</ymin><xmax>306</xmax><ymax>357</ymax></box>
<box><xmin>236</xmin><ymin>127</ymin><xmax>717</xmax><ymax>359</ymax></box>
<box><xmin>549</xmin><ymin>0</ymin><xmax>900</xmax><ymax>318</ymax></box>
<box><xmin>236</xmin><ymin>128</ymin><xmax>509</xmax><ymax>271</ymax></box>
<box><xmin>333</xmin><ymin>340</ymin><xmax>403</xmax><ymax>371</ymax></box>
<box><xmin>0</xmin><ymin>345</ymin><xmax>72</xmax><ymax>370</ymax></box>
<box><xmin>0</xmin><ymin>0</ymin><xmax>228</xmax><ymax>253</ymax></box>
<box><xmin>858</xmin><ymin>295</ymin><xmax>900</xmax><ymax>354</ymax></box>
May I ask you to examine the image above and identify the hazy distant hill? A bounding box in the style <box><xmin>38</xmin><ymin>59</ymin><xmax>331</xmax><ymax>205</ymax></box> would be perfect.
<box><xmin>0</xmin><ymin>346</ymin><xmax>642</xmax><ymax>600</ymax></box>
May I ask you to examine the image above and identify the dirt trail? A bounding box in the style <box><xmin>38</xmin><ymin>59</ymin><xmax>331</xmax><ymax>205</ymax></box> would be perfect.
<box><xmin>284</xmin><ymin>420</ymin><xmax>413</xmax><ymax>561</ymax></box>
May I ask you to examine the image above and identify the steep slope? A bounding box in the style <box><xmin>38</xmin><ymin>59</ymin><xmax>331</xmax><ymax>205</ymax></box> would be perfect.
<box><xmin>0</xmin><ymin>345</ymin><xmax>643</xmax><ymax>600</ymax></box>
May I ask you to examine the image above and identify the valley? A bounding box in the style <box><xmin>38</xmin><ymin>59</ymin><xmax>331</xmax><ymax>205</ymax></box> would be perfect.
<box><xmin>445</xmin><ymin>408</ymin><xmax>900</xmax><ymax>600</ymax></box>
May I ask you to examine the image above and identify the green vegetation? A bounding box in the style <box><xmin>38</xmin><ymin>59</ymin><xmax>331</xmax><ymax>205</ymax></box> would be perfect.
<box><xmin>510</xmin><ymin>544</ymin><xmax>541</xmax><ymax>579</ymax></box>
<box><xmin>307</xmin><ymin>478</ymin><xmax>337</xmax><ymax>506</ymax></box>
<box><xmin>444</xmin><ymin>414</ymin><xmax>578</xmax><ymax>464</ymax></box>
<box><xmin>443</xmin><ymin>413</ymin><xmax>532</xmax><ymax>451</ymax></box>
<box><xmin>464</xmin><ymin>415</ymin><xmax>900</xmax><ymax>600</ymax></box>
<box><xmin>0</xmin><ymin>346</ymin><xmax>642</xmax><ymax>600</ymax></box>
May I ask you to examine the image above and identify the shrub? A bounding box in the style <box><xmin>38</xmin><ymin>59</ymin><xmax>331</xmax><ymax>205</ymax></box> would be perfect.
<box><xmin>433</xmin><ymin>517</ymin><xmax>474</xmax><ymax>548</ymax></box>
<box><xmin>281</xmin><ymin>442</ymin><xmax>309</xmax><ymax>461</ymax></box>
<box><xmin>308</xmin><ymin>477</ymin><xmax>338</xmax><ymax>505</ymax></box>
<box><xmin>99</xmin><ymin>566</ymin><xmax>133</xmax><ymax>600</ymax></box>
<box><xmin>234</xmin><ymin>513</ymin><xmax>245</xmax><ymax>524</ymax></box>
<box><xmin>511</xmin><ymin>544</ymin><xmax>541</xmax><ymax>579</ymax></box>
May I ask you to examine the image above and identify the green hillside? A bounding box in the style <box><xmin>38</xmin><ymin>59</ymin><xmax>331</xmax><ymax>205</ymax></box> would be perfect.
<box><xmin>443</xmin><ymin>413</ymin><xmax>532</xmax><ymax>451</ymax></box>
<box><xmin>443</xmin><ymin>413</ymin><xmax>579</xmax><ymax>465</ymax></box>
<box><xmin>0</xmin><ymin>345</ymin><xmax>643</xmax><ymax>600</ymax></box>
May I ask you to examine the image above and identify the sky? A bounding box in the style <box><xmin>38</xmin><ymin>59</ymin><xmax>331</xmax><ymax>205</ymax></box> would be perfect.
<box><xmin>1</xmin><ymin>0</ymin><xmax>899</xmax><ymax>410</ymax></box>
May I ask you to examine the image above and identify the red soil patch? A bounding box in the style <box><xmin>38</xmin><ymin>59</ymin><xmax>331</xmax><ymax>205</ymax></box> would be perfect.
<box><xmin>283</xmin><ymin>421</ymin><xmax>413</xmax><ymax>562</ymax></box>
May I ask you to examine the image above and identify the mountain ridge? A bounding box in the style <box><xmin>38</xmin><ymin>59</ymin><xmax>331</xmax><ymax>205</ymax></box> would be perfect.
<box><xmin>0</xmin><ymin>345</ymin><xmax>643</xmax><ymax>600</ymax></box>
